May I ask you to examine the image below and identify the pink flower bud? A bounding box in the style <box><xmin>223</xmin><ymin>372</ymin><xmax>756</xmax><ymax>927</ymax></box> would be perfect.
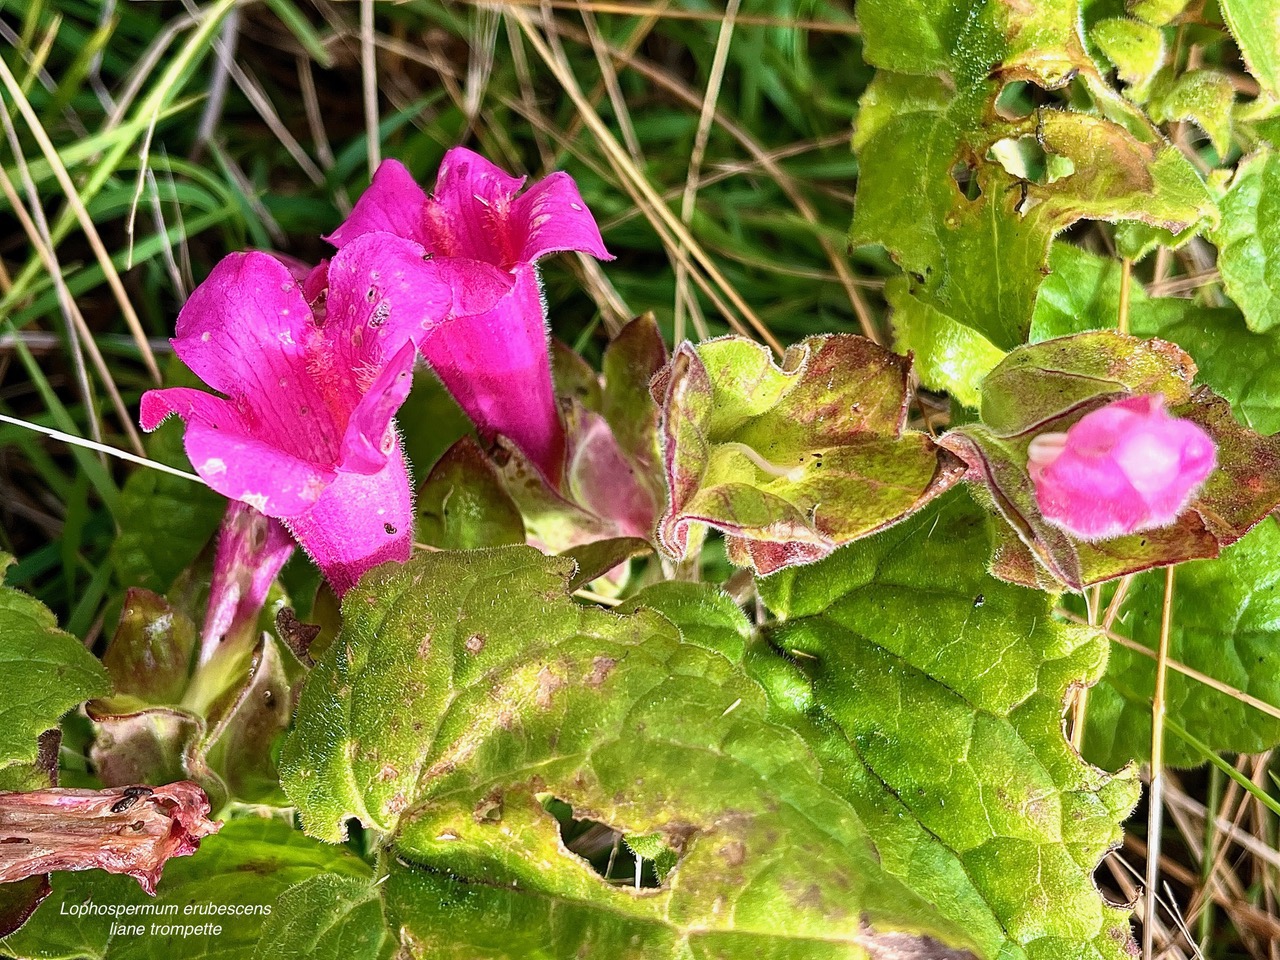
<box><xmin>1027</xmin><ymin>394</ymin><xmax>1217</xmax><ymax>541</ymax></box>
<box><xmin>200</xmin><ymin>502</ymin><xmax>295</xmax><ymax>666</ymax></box>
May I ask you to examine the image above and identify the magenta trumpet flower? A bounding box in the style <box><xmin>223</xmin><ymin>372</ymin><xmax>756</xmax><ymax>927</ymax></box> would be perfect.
<box><xmin>326</xmin><ymin>149</ymin><xmax>613</xmax><ymax>483</ymax></box>
<box><xmin>141</xmin><ymin>232</ymin><xmax>475</xmax><ymax>594</ymax></box>
<box><xmin>1027</xmin><ymin>393</ymin><xmax>1217</xmax><ymax>541</ymax></box>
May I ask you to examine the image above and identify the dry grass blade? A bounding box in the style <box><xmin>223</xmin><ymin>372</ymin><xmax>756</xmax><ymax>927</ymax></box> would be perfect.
<box><xmin>558</xmin><ymin>19</ymin><xmax>878</xmax><ymax>341</ymax></box>
<box><xmin>511</xmin><ymin>4</ymin><xmax>784</xmax><ymax>354</ymax></box>
<box><xmin>672</xmin><ymin>0</ymin><xmax>738</xmax><ymax>344</ymax></box>
<box><xmin>361</xmin><ymin>0</ymin><xmax>379</xmax><ymax>174</ymax></box>
<box><xmin>1144</xmin><ymin>565</ymin><xmax>1176</xmax><ymax>960</ymax></box>
<box><xmin>0</xmin><ymin>55</ymin><xmax>162</xmax><ymax>384</ymax></box>
<box><xmin>462</xmin><ymin>0</ymin><xmax>860</xmax><ymax>35</ymax></box>
<box><xmin>0</xmin><ymin>413</ymin><xmax>202</xmax><ymax>484</ymax></box>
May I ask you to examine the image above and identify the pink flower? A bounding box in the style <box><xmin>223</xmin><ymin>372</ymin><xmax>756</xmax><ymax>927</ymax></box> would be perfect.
<box><xmin>326</xmin><ymin>149</ymin><xmax>612</xmax><ymax>483</ymax></box>
<box><xmin>141</xmin><ymin>233</ymin><xmax>475</xmax><ymax>595</ymax></box>
<box><xmin>1027</xmin><ymin>394</ymin><xmax>1217</xmax><ymax>541</ymax></box>
<box><xmin>199</xmin><ymin>503</ymin><xmax>295</xmax><ymax>665</ymax></box>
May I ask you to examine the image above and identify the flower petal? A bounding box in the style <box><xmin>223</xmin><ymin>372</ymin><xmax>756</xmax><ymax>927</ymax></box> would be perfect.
<box><xmin>339</xmin><ymin>340</ymin><xmax>417</xmax><ymax>475</ymax></box>
<box><xmin>420</xmin><ymin>264</ymin><xmax>566</xmax><ymax>482</ymax></box>
<box><xmin>423</xmin><ymin>147</ymin><xmax>527</xmax><ymax>265</ymax></box>
<box><xmin>170</xmin><ymin>252</ymin><xmax>342</xmax><ymax>466</ymax></box>
<box><xmin>323</xmin><ymin>232</ymin><xmax>503</xmax><ymax>377</ymax></box>
<box><xmin>285</xmin><ymin>437</ymin><xmax>414</xmax><ymax>595</ymax></box>
<box><xmin>1032</xmin><ymin>393</ymin><xmax>1217</xmax><ymax>540</ymax></box>
<box><xmin>325</xmin><ymin>159</ymin><xmax>429</xmax><ymax>249</ymax></box>
<box><xmin>141</xmin><ymin>386</ymin><xmax>333</xmax><ymax>518</ymax></box>
<box><xmin>510</xmin><ymin>171</ymin><xmax>612</xmax><ymax>263</ymax></box>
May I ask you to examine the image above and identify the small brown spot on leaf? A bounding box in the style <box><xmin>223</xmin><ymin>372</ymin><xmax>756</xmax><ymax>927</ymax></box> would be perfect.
<box><xmin>465</xmin><ymin>634</ymin><xmax>486</xmax><ymax>654</ymax></box>
<box><xmin>585</xmin><ymin>656</ymin><xmax>617</xmax><ymax>687</ymax></box>
<box><xmin>376</xmin><ymin>764</ymin><xmax>399</xmax><ymax>783</ymax></box>
<box><xmin>536</xmin><ymin>667</ymin><xmax>565</xmax><ymax>709</ymax></box>
<box><xmin>721</xmin><ymin>840</ymin><xmax>745</xmax><ymax>866</ymax></box>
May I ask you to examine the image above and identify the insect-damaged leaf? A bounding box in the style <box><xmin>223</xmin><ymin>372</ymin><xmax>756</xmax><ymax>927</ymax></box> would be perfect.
<box><xmin>851</xmin><ymin>0</ymin><xmax>1216</xmax><ymax>349</ymax></box>
<box><xmin>941</xmin><ymin>332</ymin><xmax>1280</xmax><ymax>589</ymax></box>
<box><xmin>755</xmin><ymin>490</ymin><xmax>1140</xmax><ymax>960</ymax></box>
<box><xmin>280</xmin><ymin>546</ymin><xmax>979</xmax><ymax>957</ymax></box>
<box><xmin>651</xmin><ymin>334</ymin><xmax>965</xmax><ymax>575</ymax></box>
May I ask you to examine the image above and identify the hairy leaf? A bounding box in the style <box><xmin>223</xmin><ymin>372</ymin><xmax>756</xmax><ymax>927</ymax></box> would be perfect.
<box><xmin>1086</xmin><ymin>518</ymin><xmax>1280</xmax><ymax>769</ymax></box>
<box><xmin>1090</xmin><ymin>18</ymin><xmax>1164</xmax><ymax>101</ymax></box>
<box><xmin>281</xmin><ymin>547</ymin><xmax>978</xmax><ymax>956</ymax></box>
<box><xmin>617</xmin><ymin>580</ymin><xmax>752</xmax><ymax>662</ymax></box>
<box><xmin>1220</xmin><ymin>0</ymin><xmax>1280</xmax><ymax>100</ymax></box>
<box><xmin>416</xmin><ymin>437</ymin><xmax>525</xmax><ymax>550</ymax></box>
<box><xmin>1033</xmin><ymin>242</ymin><xmax>1280</xmax><ymax>435</ymax></box>
<box><xmin>886</xmin><ymin>277</ymin><xmax>1006</xmax><ymax>408</ymax></box>
<box><xmin>756</xmin><ymin>490</ymin><xmax>1140</xmax><ymax>960</ymax></box>
<box><xmin>652</xmin><ymin>334</ymin><xmax>965</xmax><ymax>574</ymax></box>
<box><xmin>1148</xmin><ymin>69</ymin><xmax>1234</xmax><ymax>157</ymax></box>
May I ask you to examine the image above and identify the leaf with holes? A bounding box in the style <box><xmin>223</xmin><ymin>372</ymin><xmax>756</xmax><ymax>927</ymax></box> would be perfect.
<box><xmin>651</xmin><ymin>334</ymin><xmax>965</xmax><ymax>575</ymax></box>
<box><xmin>755</xmin><ymin>490</ymin><xmax>1140</xmax><ymax>960</ymax></box>
<box><xmin>280</xmin><ymin>546</ymin><xmax>981</xmax><ymax>957</ymax></box>
<box><xmin>851</xmin><ymin>0</ymin><xmax>1216</xmax><ymax>349</ymax></box>
<box><xmin>941</xmin><ymin>332</ymin><xmax>1280</xmax><ymax>589</ymax></box>
<box><xmin>1085</xmin><ymin>518</ymin><xmax>1280</xmax><ymax>769</ymax></box>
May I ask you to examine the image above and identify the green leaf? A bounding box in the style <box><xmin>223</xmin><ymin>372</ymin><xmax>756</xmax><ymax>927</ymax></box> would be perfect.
<box><xmin>256</xmin><ymin>873</ymin><xmax>393</xmax><ymax>960</ymax></box>
<box><xmin>886</xmin><ymin>277</ymin><xmax>1006</xmax><ymax>408</ymax></box>
<box><xmin>1221</xmin><ymin>0</ymin><xmax>1280</xmax><ymax>100</ymax></box>
<box><xmin>756</xmin><ymin>491</ymin><xmax>1139</xmax><ymax>960</ymax></box>
<box><xmin>1210</xmin><ymin>148</ymin><xmax>1280</xmax><ymax>333</ymax></box>
<box><xmin>1</xmin><ymin>818</ymin><xmax>381</xmax><ymax>960</ymax></box>
<box><xmin>1128</xmin><ymin>0</ymin><xmax>1189</xmax><ymax>26</ymax></box>
<box><xmin>1090</xmin><ymin>18</ymin><xmax>1165</xmax><ymax>101</ymax></box>
<box><xmin>1086</xmin><ymin>518</ymin><xmax>1280</xmax><ymax>768</ymax></box>
<box><xmin>652</xmin><ymin>335</ymin><xmax>965</xmax><ymax>574</ymax></box>
<box><xmin>282</xmin><ymin>547</ymin><xmax>978</xmax><ymax>956</ymax></box>
<box><xmin>851</xmin><ymin>0</ymin><xmax>1215</xmax><ymax>348</ymax></box>
<box><xmin>0</xmin><ymin>555</ymin><xmax>108</xmax><ymax>776</ymax></box>
<box><xmin>1033</xmin><ymin>242</ymin><xmax>1280</xmax><ymax>435</ymax></box>
<box><xmin>617</xmin><ymin>580</ymin><xmax>752</xmax><ymax>662</ymax></box>
<box><xmin>943</xmin><ymin>332</ymin><xmax>1280</xmax><ymax>588</ymax></box>
<box><xmin>415</xmin><ymin>437</ymin><xmax>525</xmax><ymax>550</ymax></box>
<box><xmin>1148</xmin><ymin>69</ymin><xmax>1235</xmax><ymax>157</ymax></box>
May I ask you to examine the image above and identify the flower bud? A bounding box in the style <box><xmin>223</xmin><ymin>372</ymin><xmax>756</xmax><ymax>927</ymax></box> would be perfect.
<box><xmin>1027</xmin><ymin>394</ymin><xmax>1216</xmax><ymax>540</ymax></box>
